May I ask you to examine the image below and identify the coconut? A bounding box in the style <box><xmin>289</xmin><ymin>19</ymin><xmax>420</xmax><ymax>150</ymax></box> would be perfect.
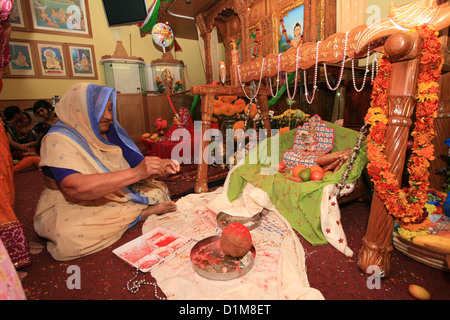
<box><xmin>220</xmin><ymin>222</ymin><xmax>253</xmax><ymax>257</ymax></box>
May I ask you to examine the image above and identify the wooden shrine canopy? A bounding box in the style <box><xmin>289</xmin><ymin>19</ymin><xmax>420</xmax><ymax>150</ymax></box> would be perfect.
<box><xmin>190</xmin><ymin>0</ymin><xmax>450</xmax><ymax>277</ymax></box>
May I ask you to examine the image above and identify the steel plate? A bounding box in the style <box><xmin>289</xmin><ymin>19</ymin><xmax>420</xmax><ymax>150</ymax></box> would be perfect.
<box><xmin>190</xmin><ymin>235</ymin><xmax>256</xmax><ymax>281</ymax></box>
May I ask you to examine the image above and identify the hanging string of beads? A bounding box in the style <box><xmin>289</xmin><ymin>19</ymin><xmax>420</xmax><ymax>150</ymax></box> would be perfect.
<box><xmin>304</xmin><ymin>41</ymin><xmax>322</xmax><ymax>104</ymax></box>
<box><xmin>253</xmin><ymin>97</ymin><xmax>265</xmax><ymax>129</ymax></box>
<box><xmin>285</xmin><ymin>45</ymin><xmax>302</xmax><ymax>100</ymax></box>
<box><xmin>371</xmin><ymin>53</ymin><xmax>379</xmax><ymax>82</ymax></box>
<box><xmin>243</xmin><ymin>84</ymin><xmax>262</xmax><ymax>130</ymax></box>
<box><xmin>351</xmin><ymin>44</ymin><xmax>371</xmax><ymax>92</ymax></box>
<box><xmin>237</xmin><ymin>57</ymin><xmax>266</xmax><ymax>101</ymax></box>
<box><xmin>333</xmin><ymin>123</ymin><xmax>369</xmax><ymax>198</ymax></box>
<box><xmin>244</xmin><ymin>99</ymin><xmax>254</xmax><ymax>130</ymax></box>
<box><xmin>238</xmin><ymin>58</ymin><xmax>266</xmax><ymax>129</ymax></box>
<box><xmin>323</xmin><ymin>32</ymin><xmax>349</xmax><ymax>91</ymax></box>
<box><xmin>267</xmin><ymin>53</ymin><xmax>283</xmax><ymax>98</ymax></box>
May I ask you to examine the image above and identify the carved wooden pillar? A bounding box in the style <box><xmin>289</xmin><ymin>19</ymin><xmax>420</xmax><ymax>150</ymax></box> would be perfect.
<box><xmin>258</xmin><ymin>95</ymin><xmax>271</xmax><ymax>138</ymax></box>
<box><xmin>194</xmin><ymin>93</ymin><xmax>215</xmax><ymax>193</ymax></box>
<box><xmin>238</xmin><ymin>8</ymin><xmax>251</xmax><ymax>63</ymax></box>
<box><xmin>261</xmin><ymin>17</ymin><xmax>272</xmax><ymax>57</ymax></box>
<box><xmin>230</xmin><ymin>40</ymin><xmax>240</xmax><ymax>87</ymax></box>
<box><xmin>223</xmin><ymin>37</ymin><xmax>233</xmax><ymax>83</ymax></box>
<box><xmin>324</xmin><ymin>0</ymin><xmax>337</xmax><ymax>38</ymax></box>
<box><xmin>358</xmin><ymin>33</ymin><xmax>420</xmax><ymax>277</ymax></box>
<box><xmin>304</xmin><ymin>0</ymin><xmax>311</xmax><ymax>43</ymax></box>
<box><xmin>195</xmin><ymin>13</ymin><xmax>214</xmax><ymax>84</ymax></box>
<box><xmin>310</xmin><ymin>0</ymin><xmax>318</xmax><ymax>42</ymax></box>
<box><xmin>201</xmin><ymin>32</ymin><xmax>213</xmax><ymax>84</ymax></box>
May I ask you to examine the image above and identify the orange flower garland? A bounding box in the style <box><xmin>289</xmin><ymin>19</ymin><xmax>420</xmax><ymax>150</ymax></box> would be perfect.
<box><xmin>213</xmin><ymin>96</ymin><xmax>246</xmax><ymax>117</ymax></box>
<box><xmin>365</xmin><ymin>24</ymin><xmax>443</xmax><ymax>231</ymax></box>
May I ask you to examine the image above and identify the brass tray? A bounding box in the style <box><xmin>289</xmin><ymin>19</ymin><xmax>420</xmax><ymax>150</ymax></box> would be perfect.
<box><xmin>393</xmin><ymin>233</ymin><xmax>449</xmax><ymax>272</ymax></box>
<box><xmin>190</xmin><ymin>235</ymin><xmax>256</xmax><ymax>281</ymax></box>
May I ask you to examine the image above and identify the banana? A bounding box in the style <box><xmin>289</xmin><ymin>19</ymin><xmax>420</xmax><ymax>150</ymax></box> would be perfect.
<box><xmin>411</xmin><ymin>234</ymin><xmax>450</xmax><ymax>254</ymax></box>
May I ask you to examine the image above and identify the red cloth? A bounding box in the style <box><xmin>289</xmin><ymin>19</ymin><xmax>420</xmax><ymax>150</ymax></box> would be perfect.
<box><xmin>141</xmin><ymin>109</ymin><xmax>221</xmax><ymax>160</ymax></box>
<box><xmin>142</xmin><ymin>108</ymin><xmax>197</xmax><ymax>160</ymax></box>
<box><xmin>160</xmin><ymin>107</ymin><xmax>194</xmax><ymax>141</ymax></box>
<box><xmin>13</xmin><ymin>156</ymin><xmax>40</xmax><ymax>173</ymax></box>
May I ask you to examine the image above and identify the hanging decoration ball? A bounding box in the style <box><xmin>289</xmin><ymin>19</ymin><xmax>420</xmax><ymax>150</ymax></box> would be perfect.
<box><xmin>151</xmin><ymin>23</ymin><xmax>174</xmax><ymax>52</ymax></box>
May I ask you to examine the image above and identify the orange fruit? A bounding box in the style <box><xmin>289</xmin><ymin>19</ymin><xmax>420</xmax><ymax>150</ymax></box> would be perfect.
<box><xmin>292</xmin><ymin>164</ymin><xmax>307</xmax><ymax>178</ymax></box>
<box><xmin>310</xmin><ymin>170</ymin><xmax>324</xmax><ymax>181</ymax></box>
<box><xmin>310</xmin><ymin>165</ymin><xmax>323</xmax><ymax>173</ymax></box>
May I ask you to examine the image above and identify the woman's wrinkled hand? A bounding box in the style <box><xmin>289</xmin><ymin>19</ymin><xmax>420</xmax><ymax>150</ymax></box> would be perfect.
<box><xmin>134</xmin><ymin>156</ymin><xmax>166</xmax><ymax>180</ymax></box>
<box><xmin>164</xmin><ymin>159</ymin><xmax>180</xmax><ymax>175</ymax></box>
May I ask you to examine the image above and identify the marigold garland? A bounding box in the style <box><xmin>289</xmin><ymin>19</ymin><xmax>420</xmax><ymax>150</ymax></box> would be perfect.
<box><xmin>365</xmin><ymin>24</ymin><xmax>444</xmax><ymax>231</ymax></box>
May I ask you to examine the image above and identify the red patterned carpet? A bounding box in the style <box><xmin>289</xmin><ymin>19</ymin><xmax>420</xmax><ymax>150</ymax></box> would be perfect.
<box><xmin>11</xmin><ymin>167</ymin><xmax>450</xmax><ymax>300</ymax></box>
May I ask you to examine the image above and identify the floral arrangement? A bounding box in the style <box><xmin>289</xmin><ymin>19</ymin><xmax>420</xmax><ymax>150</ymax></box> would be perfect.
<box><xmin>364</xmin><ymin>24</ymin><xmax>446</xmax><ymax>231</ymax></box>
<box><xmin>155</xmin><ymin>76</ymin><xmax>166</xmax><ymax>94</ymax></box>
<box><xmin>271</xmin><ymin>99</ymin><xmax>310</xmax><ymax>130</ymax></box>
<box><xmin>174</xmin><ymin>79</ymin><xmax>183</xmax><ymax>92</ymax></box>
<box><xmin>212</xmin><ymin>96</ymin><xmax>267</xmax><ymax>146</ymax></box>
<box><xmin>155</xmin><ymin>77</ymin><xmax>183</xmax><ymax>94</ymax></box>
<box><xmin>213</xmin><ymin>96</ymin><xmax>248</xmax><ymax>120</ymax></box>
<box><xmin>280</xmin><ymin>18</ymin><xmax>290</xmax><ymax>46</ymax></box>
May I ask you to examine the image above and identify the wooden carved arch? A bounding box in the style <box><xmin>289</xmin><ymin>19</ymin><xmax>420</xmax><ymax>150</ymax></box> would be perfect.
<box><xmin>195</xmin><ymin>0</ymin><xmax>259</xmax><ymax>84</ymax></box>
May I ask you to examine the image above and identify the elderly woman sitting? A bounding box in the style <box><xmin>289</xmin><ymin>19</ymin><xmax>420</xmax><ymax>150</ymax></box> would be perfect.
<box><xmin>34</xmin><ymin>83</ymin><xmax>179</xmax><ymax>261</ymax></box>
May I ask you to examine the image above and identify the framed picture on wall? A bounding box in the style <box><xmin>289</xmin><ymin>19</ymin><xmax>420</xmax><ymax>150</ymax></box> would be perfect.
<box><xmin>6</xmin><ymin>39</ymin><xmax>38</xmax><ymax>77</ymax></box>
<box><xmin>26</xmin><ymin>0</ymin><xmax>92</xmax><ymax>37</ymax></box>
<box><xmin>66</xmin><ymin>44</ymin><xmax>97</xmax><ymax>79</ymax></box>
<box><xmin>10</xmin><ymin>0</ymin><xmax>30</xmax><ymax>31</ymax></box>
<box><xmin>272</xmin><ymin>0</ymin><xmax>305</xmax><ymax>54</ymax></box>
<box><xmin>35</xmin><ymin>42</ymin><xmax>68</xmax><ymax>78</ymax></box>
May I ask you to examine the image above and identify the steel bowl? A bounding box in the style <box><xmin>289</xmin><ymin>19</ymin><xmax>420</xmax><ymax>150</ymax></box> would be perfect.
<box><xmin>190</xmin><ymin>235</ymin><xmax>256</xmax><ymax>281</ymax></box>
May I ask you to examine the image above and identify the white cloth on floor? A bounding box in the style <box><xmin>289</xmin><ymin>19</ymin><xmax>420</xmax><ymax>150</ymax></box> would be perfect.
<box><xmin>205</xmin><ymin>164</ymin><xmax>275</xmax><ymax>218</ymax></box>
<box><xmin>142</xmin><ymin>172</ymin><xmax>324</xmax><ymax>299</ymax></box>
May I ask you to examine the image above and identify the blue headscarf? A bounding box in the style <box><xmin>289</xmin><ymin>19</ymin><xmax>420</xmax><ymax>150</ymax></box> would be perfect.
<box><xmin>49</xmin><ymin>83</ymin><xmax>148</xmax><ymax>204</ymax></box>
<box><xmin>87</xmin><ymin>84</ymin><xmax>143</xmax><ymax>157</ymax></box>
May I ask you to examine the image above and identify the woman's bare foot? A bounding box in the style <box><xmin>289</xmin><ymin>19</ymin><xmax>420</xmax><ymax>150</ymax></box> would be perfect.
<box><xmin>17</xmin><ymin>271</ymin><xmax>28</xmax><ymax>280</ymax></box>
<box><xmin>29</xmin><ymin>241</ymin><xmax>45</xmax><ymax>255</ymax></box>
<box><xmin>141</xmin><ymin>201</ymin><xmax>177</xmax><ymax>218</ymax></box>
